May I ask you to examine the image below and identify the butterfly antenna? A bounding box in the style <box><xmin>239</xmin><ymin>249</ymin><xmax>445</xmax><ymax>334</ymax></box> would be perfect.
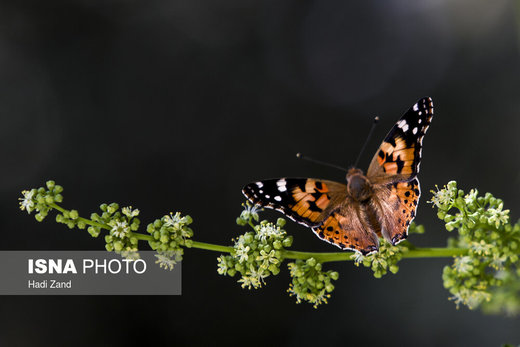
<box><xmin>353</xmin><ymin>116</ymin><xmax>379</xmax><ymax>168</ymax></box>
<box><xmin>296</xmin><ymin>153</ymin><xmax>348</xmax><ymax>173</ymax></box>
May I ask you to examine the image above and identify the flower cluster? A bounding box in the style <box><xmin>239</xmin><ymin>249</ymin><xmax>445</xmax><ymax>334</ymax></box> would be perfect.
<box><xmin>217</xmin><ymin>215</ymin><xmax>291</xmax><ymax>289</ymax></box>
<box><xmin>287</xmin><ymin>258</ymin><xmax>339</xmax><ymax>308</ymax></box>
<box><xmin>218</xmin><ymin>203</ymin><xmax>340</xmax><ymax>308</ymax></box>
<box><xmin>431</xmin><ymin>181</ymin><xmax>520</xmax><ymax>314</ymax></box>
<box><xmin>352</xmin><ymin>241</ymin><xmax>408</xmax><ymax>278</ymax></box>
<box><xmin>19</xmin><ymin>180</ymin><xmax>63</xmax><ymax>221</ymax></box>
<box><xmin>147</xmin><ymin>212</ymin><xmax>194</xmax><ymax>269</ymax></box>
<box><xmin>350</xmin><ymin>223</ymin><xmax>423</xmax><ymax>278</ymax></box>
<box><xmin>92</xmin><ymin>203</ymin><xmax>141</xmax><ymax>259</ymax></box>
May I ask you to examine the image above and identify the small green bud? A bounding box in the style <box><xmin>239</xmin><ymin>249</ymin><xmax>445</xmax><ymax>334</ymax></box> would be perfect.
<box><xmin>276</xmin><ymin>218</ymin><xmax>286</xmax><ymax>227</ymax></box>
<box><xmin>69</xmin><ymin>210</ymin><xmax>79</xmax><ymax>219</ymax></box>
<box><xmin>306</xmin><ymin>258</ymin><xmax>317</xmax><ymax>267</ymax></box>
<box><xmin>35</xmin><ymin>213</ymin><xmax>44</xmax><ymax>222</ymax></box>
<box><xmin>236</xmin><ymin>217</ymin><xmax>247</xmax><ymax>226</ymax></box>
<box><xmin>282</xmin><ymin>236</ymin><xmax>293</xmax><ymax>248</ymax></box>
<box><xmin>88</xmin><ymin>226</ymin><xmax>100</xmax><ymax>237</ymax></box>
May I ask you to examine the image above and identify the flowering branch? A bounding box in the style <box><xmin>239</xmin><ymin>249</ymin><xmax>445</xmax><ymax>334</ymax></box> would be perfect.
<box><xmin>18</xmin><ymin>180</ymin><xmax>519</xmax><ymax>313</ymax></box>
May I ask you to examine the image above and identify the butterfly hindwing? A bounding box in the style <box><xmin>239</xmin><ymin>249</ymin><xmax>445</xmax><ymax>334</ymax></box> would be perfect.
<box><xmin>312</xmin><ymin>210</ymin><xmax>379</xmax><ymax>255</ymax></box>
<box><xmin>242</xmin><ymin>178</ymin><xmax>347</xmax><ymax>227</ymax></box>
<box><xmin>367</xmin><ymin>97</ymin><xmax>433</xmax><ymax>183</ymax></box>
<box><xmin>372</xmin><ymin>178</ymin><xmax>420</xmax><ymax>245</ymax></box>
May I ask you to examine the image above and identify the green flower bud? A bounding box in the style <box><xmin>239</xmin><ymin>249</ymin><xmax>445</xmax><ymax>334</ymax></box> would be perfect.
<box><xmin>273</xmin><ymin>240</ymin><xmax>283</xmax><ymax>249</ymax></box>
<box><xmin>282</xmin><ymin>236</ymin><xmax>293</xmax><ymax>247</ymax></box>
<box><xmin>306</xmin><ymin>258</ymin><xmax>317</xmax><ymax>267</ymax></box>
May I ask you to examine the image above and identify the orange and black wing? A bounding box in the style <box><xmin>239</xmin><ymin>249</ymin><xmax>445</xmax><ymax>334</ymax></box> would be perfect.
<box><xmin>242</xmin><ymin>178</ymin><xmax>379</xmax><ymax>255</ymax></box>
<box><xmin>312</xmin><ymin>209</ymin><xmax>379</xmax><ymax>255</ymax></box>
<box><xmin>242</xmin><ymin>178</ymin><xmax>345</xmax><ymax>227</ymax></box>
<box><xmin>367</xmin><ymin>97</ymin><xmax>434</xmax><ymax>184</ymax></box>
<box><xmin>372</xmin><ymin>178</ymin><xmax>420</xmax><ymax>245</ymax></box>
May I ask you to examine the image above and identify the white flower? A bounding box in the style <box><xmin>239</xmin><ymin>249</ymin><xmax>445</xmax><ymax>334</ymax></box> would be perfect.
<box><xmin>256</xmin><ymin>223</ymin><xmax>282</xmax><ymax>242</ymax></box>
<box><xmin>19</xmin><ymin>190</ymin><xmax>35</xmax><ymax>213</ymax></box>
<box><xmin>256</xmin><ymin>249</ymin><xmax>279</xmax><ymax>269</ymax></box>
<box><xmin>121</xmin><ymin>250</ymin><xmax>140</xmax><ymax>261</ymax></box>
<box><xmin>464</xmin><ymin>189</ymin><xmax>478</xmax><ymax>206</ymax></box>
<box><xmin>309</xmin><ymin>289</ymin><xmax>330</xmax><ymax>308</ymax></box>
<box><xmin>155</xmin><ymin>251</ymin><xmax>181</xmax><ymax>271</ymax></box>
<box><xmin>470</xmin><ymin>240</ymin><xmax>493</xmax><ymax>256</ymax></box>
<box><xmin>449</xmin><ymin>288</ymin><xmax>490</xmax><ymax>310</ymax></box>
<box><xmin>234</xmin><ymin>242</ymin><xmax>250</xmax><ymax>263</ymax></box>
<box><xmin>238</xmin><ymin>265</ymin><xmax>268</xmax><ymax>289</ymax></box>
<box><xmin>240</xmin><ymin>203</ymin><xmax>261</xmax><ymax>221</ymax></box>
<box><xmin>217</xmin><ymin>256</ymin><xmax>228</xmax><ymax>275</ymax></box>
<box><xmin>163</xmin><ymin>212</ymin><xmax>190</xmax><ymax>229</ymax></box>
<box><xmin>487</xmin><ymin>205</ymin><xmax>509</xmax><ymax>228</ymax></box>
<box><xmin>111</xmin><ymin>220</ymin><xmax>130</xmax><ymax>238</ymax></box>
<box><xmin>429</xmin><ymin>185</ymin><xmax>454</xmax><ymax>208</ymax></box>
<box><xmin>490</xmin><ymin>254</ymin><xmax>508</xmax><ymax>270</ymax></box>
<box><xmin>351</xmin><ymin>252</ymin><xmax>365</xmax><ymax>265</ymax></box>
<box><xmin>122</xmin><ymin>206</ymin><xmax>140</xmax><ymax>218</ymax></box>
<box><xmin>453</xmin><ymin>256</ymin><xmax>473</xmax><ymax>274</ymax></box>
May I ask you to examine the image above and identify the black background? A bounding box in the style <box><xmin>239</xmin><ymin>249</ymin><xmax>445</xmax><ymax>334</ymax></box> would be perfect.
<box><xmin>1</xmin><ymin>0</ymin><xmax>519</xmax><ymax>346</ymax></box>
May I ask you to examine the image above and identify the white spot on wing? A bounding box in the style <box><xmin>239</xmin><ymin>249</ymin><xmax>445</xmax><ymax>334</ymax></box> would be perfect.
<box><xmin>276</xmin><ymin>179</ymin><xmax>287</xmax><ymax>192</ymax></box>
<box><xmin>274</xmin><ymin>196</ymin><xmax>282</xmax><ymax>201</ymax></box>
<box><xmin>413</xmin><ymin>103</ymin><xmax>419</xmax><ymax>111</ymax></box>
<box><xmin>412</xmin><ymin>127</ymin><xmax>418</xmax><ymax>135</ymax></box>
<box><xmin>256</xmin><ymin>182</ymin><xmax>263</xmax><ymax>188</ymax></box>
<box><xmin>402</xmin><ymin>124</ymin><xmax>409</xmax><ymax>132</ymax></box>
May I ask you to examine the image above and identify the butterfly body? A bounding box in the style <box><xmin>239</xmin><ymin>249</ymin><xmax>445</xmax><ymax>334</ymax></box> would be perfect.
<box><xmin>243</xmin><ymin>97</ymin><xmax>434</xmax><ymax>255</ymax></box>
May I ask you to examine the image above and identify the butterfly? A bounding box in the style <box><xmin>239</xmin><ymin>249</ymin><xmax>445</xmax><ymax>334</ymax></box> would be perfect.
<box><xmin>242</xmin><ymin>97</ymin><xmax>434</xmax><ymax>255</ymax></box>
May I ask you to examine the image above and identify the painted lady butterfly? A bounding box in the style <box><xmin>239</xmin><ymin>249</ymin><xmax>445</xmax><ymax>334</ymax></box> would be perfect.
<box><xmin>242</xmin><ymin>97</ymin><xmax>434</xmax><ymax>255</ymax></box>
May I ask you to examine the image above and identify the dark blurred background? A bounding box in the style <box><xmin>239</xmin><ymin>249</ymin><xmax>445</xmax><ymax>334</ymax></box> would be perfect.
<box><xmin>1</xmin><ymin>0</ymin><xmax>519</xmax><ymax>345</ymax></box>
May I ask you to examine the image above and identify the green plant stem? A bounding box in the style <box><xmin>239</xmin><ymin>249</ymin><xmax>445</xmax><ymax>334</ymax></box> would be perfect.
<box><xmin>190</xmin><ymin>241</ymin><xmax>234</xmax><ymax>253</ymax></box>
<box><xmin>48</xmin><ymin>202</ymin><xmax>468</xmax><ymax>263</ymax></box>
<box><xmin>49</xmin><ymin>203</ymin><xmax>109</xmax><ymax>230</ymax></box>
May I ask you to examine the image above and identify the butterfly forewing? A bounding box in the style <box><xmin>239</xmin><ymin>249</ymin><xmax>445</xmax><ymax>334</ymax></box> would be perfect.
<box><xmin>242</xmin><ymin>178</ymin><xmax>347</xmax><ymax>227</ymax></box>
<box><xmin>367</xmin><ymin>97</ymin><xmax>433</xmax><ymax>184</ymax></box>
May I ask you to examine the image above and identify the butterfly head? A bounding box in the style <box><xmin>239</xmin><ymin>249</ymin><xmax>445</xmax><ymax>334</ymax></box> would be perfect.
<box><xmin>346</xmin><ymin>168</ymin><xmax>372</xmax><ymax>202</ymax></box>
